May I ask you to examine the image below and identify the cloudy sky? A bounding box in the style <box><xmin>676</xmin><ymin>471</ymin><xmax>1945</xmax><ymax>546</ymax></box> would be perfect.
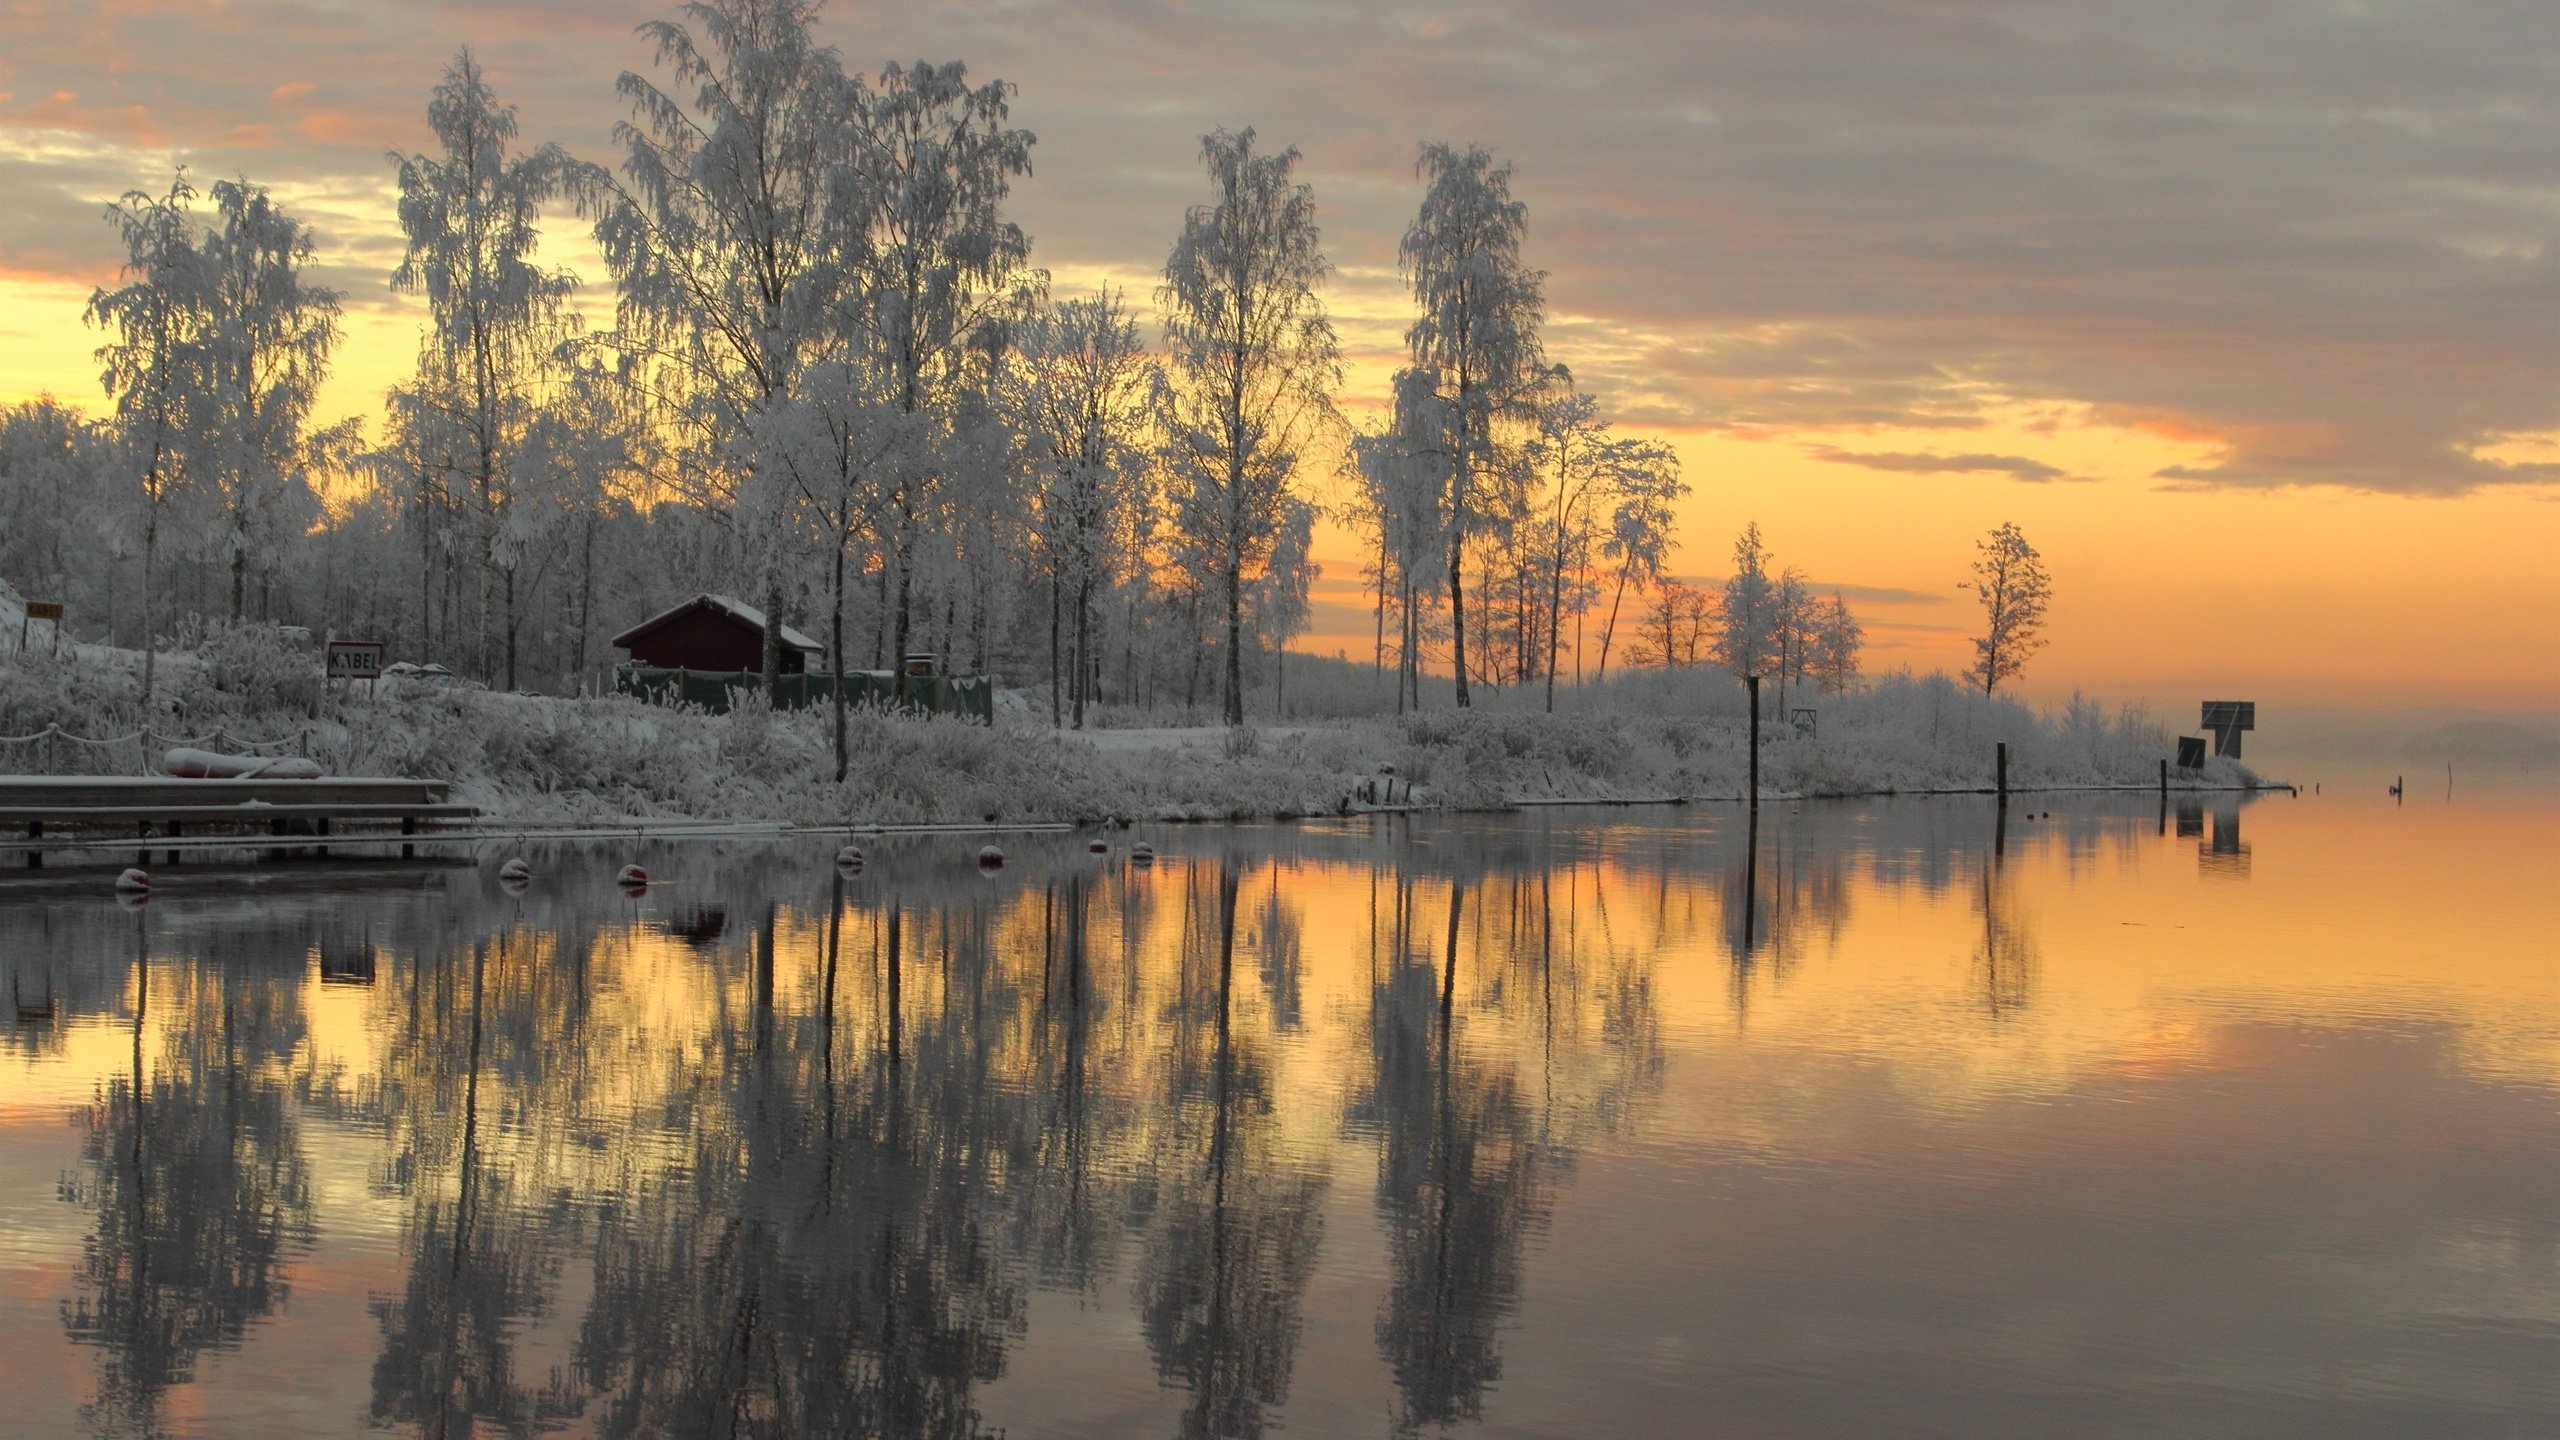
<box><xmin>4</xmin><ymin>0</ymin><xmax>2556</xmax><ymax>708</ymax></box>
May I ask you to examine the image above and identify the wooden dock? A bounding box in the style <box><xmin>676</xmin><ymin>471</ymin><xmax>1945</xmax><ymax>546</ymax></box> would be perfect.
<box><xmin>0</xmin><ymin>776</ymin><xmax>476</xmax><ymax>865</ymax></box>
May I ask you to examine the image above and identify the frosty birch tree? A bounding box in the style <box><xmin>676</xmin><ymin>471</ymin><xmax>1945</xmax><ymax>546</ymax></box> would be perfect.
<box><xmin>769</xmin><ymin>360</ymin><xmax>899</xmax><ymax>775</ymax></box>
<box><xmin>521</xmin><ymin>354</ymin><xmax>647</xmax><ymax>691</ymax></box>
<box><xmin>1354</xmin><ymin>367</ymin><xmax>1451</xmax><ymax>712</ymax></box>
<box><xmin>1770</xmin><ymin>567</ymin><xmax>1812</xmax><ymax>716</ymax></box>
<box><xmin>390</xmin><ymin>48</ymin><xmax>588</xmax><ymax>688</ymax></box>
<box><xmin>1012</xmin><ymin>288</ymin><xmax>1156</xmax><ymax>730</ymax></box>
<box><xmin>1591</xmin><ymin>436</ymin><xmax>1683</xmax><ymax>682</ymax></box>
<box><xmin>1711</xmin><ymin>521</ymin><xmax>1778</xmax><ymax>692</ymax></box>
<box><xmin>1526</xmin><ymin>391</ymin><xmax>1659</xmax><ymax>711</ymax></box>
<box><xmin>1812</xmin><ymin>590</ymin><xmax>1864</xmax><ymax>693</ymax></box>
<box><xmin>1400</xmin><ymin>143</ymin><xmax>1548</xmax><ymax>708</ymax></box>
<box><xmin>87</xmin><ymin>171</ymin><xmax>206</xmax><ymax>703</ymax></box>
<box><xmin>1250</xmin><ymin>494</ymin><xmax>1319</xmax><ymax>716</ymax></box>
<box><xmin>591</xmin><ymin>0</ymin><xmax>854</xmax><ymax>688</ymax></box>
<box><xmin>1160</xmin><ymin>127</ymin><xmax>1340</xmax><ymax>727</ymax></box>
<box><xmin>196</xmin><ymin>177</ymin><xmax>340</xmax><ymax>625</ymax></box>
<box><xmin>1966</xmin><ymin>520</ymin><xmax>2052</xmax><ymax>696</ymax></box>
<box><xmin>842</xmin><ymin>59</ymin><xmax>1037</xmax><ymax>670</ymax></box>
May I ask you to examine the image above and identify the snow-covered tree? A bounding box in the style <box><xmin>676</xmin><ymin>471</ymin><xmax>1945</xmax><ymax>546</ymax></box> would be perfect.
<box><xmin>1010</xmin><ymin>288</ymin><xmax>1157</xmax><ymax>729</ymax></box>
<box><xmin>87</xmin><ymin>171</ymin><xmax>208</xmax><ymax>701</ymax></box>
<box><xmin>1769</xmin><ymin>567</ymin><xmax>1814</xmax><ymax>716</ymax></box>
<box><xmin>521</xmin><ymin>354</ymin><xmax>649</xmax><ymax>691</ymax></box>
<box><xmin>196</xmin><ymin>177</ymin><xmax>341</xmax><ymax>624</ymax></box>
<box><xmin>1966</xmin><ymin>520</ymin><xmax>2052</xmax><ymax>696</ymax></box>
<box><xmin>1160</xmin><ymin>127</ymin><xmax>1341</xmax><ymax>727</ymax></box>
<box><xmin>389</xmin><ymin>48</ymin><xmax>588</xmax><ymax>688</ymax></box>
<box><xmin>1248</xmin><ymin>492</ymin><xmax>1319</xmax><ymax>716</ymax></box>
<box><xmin>1399</xmin><ymin>142</ymin><xmax>1549</xmax><ymax>707</ymax></box>
<box><xmin>1711</xmin><ymin>521</ymin><xmax>1778</xmax><ymax>690</ymax></box>
<box><xmin>1591</xmin><ymin>434</ymin><xmax>1684</xmax><ymax>683</ymax></box>
<box><xmin>591</xmin><ymin>0</ymin><xmax>856</xmax><ymax>688</ymax></box>
<box><xmin>1812</xmin><ymin>589</ymin><xmax>1865</xmax><ymax>694</ymax></box>
<box><xmin>1353</xmin><ymin>366</ymin><xmax>1450</xmax><ymax>712</ymax></box>
<box><xmin>842</xmin><ymin>59</ymin><xmax>1037</xmax><ymax>669</ymax></box>
<box><xmin>1625</xmin><ymin>577</ymin><xmax>1711</xmax><ymax>669</ymax></box>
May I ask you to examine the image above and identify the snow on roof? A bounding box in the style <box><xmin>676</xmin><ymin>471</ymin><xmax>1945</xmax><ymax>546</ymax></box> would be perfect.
<box><xmin>611</xmin><ymin>594</ymin><xmax>824</xmax><ymax>654</ymax></box>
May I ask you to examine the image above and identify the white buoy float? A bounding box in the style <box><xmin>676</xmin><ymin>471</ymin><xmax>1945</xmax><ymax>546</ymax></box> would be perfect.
<box><xmin>498</xmin><ymin>857</ymin><xmax>532</xmax><ymax>891</ymax></box>
<box><xmin>617</xmin><ymin>863</ymin><xmax>649</xmax><ymax>887</ymax></box>
<box><xmin>1088</xmin><ymin>839</ymin><xmax>1110</xmax><ymax>855</ymax></box>
<box><xmin>115</xmin><ymin>868</ymin><xmax>152</xmax><ymax>894</ymax></box>
<box><xmin>1130</xmin><ymin>842</ymin><xmax>1156</xmax><ymax>865</ymax></box>
<box><xmin>977</xmin><ymin>845</ymin><xmax>1005</xmax><ymax>869</ymax></box>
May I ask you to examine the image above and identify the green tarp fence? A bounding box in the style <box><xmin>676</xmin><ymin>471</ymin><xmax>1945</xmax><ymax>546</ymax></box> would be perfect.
<box><xmin>615</xmin><ymin>667</ymin><xmax>994</xmax><ymax>723</ymax></box>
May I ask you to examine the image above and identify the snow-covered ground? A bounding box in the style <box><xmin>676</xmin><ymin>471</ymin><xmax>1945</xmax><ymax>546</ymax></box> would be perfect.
<box><xmin>0</xmin><ymin>618</ymin><xmax>2265</xmax><ymax>826</ymax></box>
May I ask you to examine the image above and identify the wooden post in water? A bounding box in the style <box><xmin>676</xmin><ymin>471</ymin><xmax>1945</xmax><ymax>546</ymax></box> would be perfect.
<box><xmin>1746</xmin><ymin>675</ymin><xmax>1761</xmax><ymax>813</ymax></box>
<box><xmin>1994</xmin><ymin>741</ymin><xmax>2010</xmax><ymax>861</ymax></box>
<box><xmin>2158</xmin><ymin>758</ymin><xmax>2168</xmax><ymax>799</ymax></box>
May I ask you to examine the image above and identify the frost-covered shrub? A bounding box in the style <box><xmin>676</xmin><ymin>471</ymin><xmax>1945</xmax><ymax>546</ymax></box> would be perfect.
<box><xmin>181</xmin><ymin>622</ymin><xmax>325</xmax><ymax>719</ymax></box>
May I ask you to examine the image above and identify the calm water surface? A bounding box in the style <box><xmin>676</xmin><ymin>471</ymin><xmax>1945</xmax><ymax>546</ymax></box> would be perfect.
<box><xmin>1</xmin><ymin>787</ymin><xmax>2553</xmax><ymax>1438</ymax></box>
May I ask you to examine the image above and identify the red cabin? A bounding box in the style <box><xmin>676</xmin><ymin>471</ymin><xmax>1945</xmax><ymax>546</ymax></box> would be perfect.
<box><xmin>611</xmin><ymin>594</ymin><xmax>823</xmax><ymax>675</ymax></box>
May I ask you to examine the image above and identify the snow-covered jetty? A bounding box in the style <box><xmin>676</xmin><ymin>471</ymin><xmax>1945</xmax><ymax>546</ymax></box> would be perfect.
<box><xmin>0</xmin><ymin>775</ymin><xmax>477</xmax><ymax>866</ymax></box>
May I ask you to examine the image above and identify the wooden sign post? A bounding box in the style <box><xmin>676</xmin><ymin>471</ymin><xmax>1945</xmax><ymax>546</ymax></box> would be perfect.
<box><xmin>326</xmin><ymin>640</ymin><xmax>386</xmax><ymax>696</ymax></box>
<box><xmin>19</xmin><ymin>600</ymin><xmax>63</xmax><ymax>655</ymax></box>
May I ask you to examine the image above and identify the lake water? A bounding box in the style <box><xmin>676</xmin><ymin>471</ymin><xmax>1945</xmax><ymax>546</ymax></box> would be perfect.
<box><xmin>1</xmin><ymin>785</ymin><xmax>2553</xmax><ymax>1438</ymax></box>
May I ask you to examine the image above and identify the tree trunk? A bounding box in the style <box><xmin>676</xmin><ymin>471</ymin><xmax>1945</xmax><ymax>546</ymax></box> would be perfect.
<box><xmin>761</xmin><ymin>574</ymin><xmax>785</xmax><ymax>693</ymax></box>
<box><xmin>1543</xmin><ymin>553</ymin><xmax>1569</xmax><ymax>714</ymax></box>
<box><xmin>1073</xmin><ymin>573</ymin><xmax>1092</xmax><ymax>730</ymax></box>
<box><xmin>503</xmin><ymin>567</ymin><xmax>518</xmax><ymax>692</ymax></box>
<box><xmin>1448</xmin><ymin>529</ymin><xmax>1472</xmax><ymax>708</ymax></box>
<box><xmin>831</xmin><ymin>534</ymin><xmax>849</xmax><ymax>783</ymax></box>
<box><xmin>1223</xmin><ymin>563</ymin><xmax>1246</xmax><ymax>727</ymax></box>
<box><xmin>1048</xmin><ymin>571</ymin><xmax>1062</xmax><ymax>730</ymax></box>
<box><xmin>873</xmin><ymin>561</ymin><xmax>891</xmax><ymax>669</ymax></box>
<box><xmin>571</xmin><ymin>513</ymin><xmax>596</xmax><ymax>691</ymax></box>
<box><xmin>141</xmin><ymin>507</ymin><xmax>159</xmax><ymax>704</ymax></box>
<box><xmin>1596</xmin><ymin>567</ymin><xmax>1631</xmax><ymax>682</ymax></box>
<box><xmin>1373</xmin><ymin>531</ymin><xmax>1388</xmax><ymax>697</ymax></box>
<box><xmin>891</xmin><ymin>529</ymin><xmax>914</xmax><ymax>674</ymax></box>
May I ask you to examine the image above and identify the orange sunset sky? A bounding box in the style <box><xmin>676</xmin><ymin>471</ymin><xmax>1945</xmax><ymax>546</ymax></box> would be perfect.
<box><xmin>3</xmin><ymin>0</ymin><xmax>2555</xmax><ymax>711</ymax></box>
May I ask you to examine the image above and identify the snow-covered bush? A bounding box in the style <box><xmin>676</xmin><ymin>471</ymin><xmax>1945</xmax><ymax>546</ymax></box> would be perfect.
<box><xmin>179</xmin><ymin>621</ymin><xmax>326</xmax><ymax>719</ymax></box>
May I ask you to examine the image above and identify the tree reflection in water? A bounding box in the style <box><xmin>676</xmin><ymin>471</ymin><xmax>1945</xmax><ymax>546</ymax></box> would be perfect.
<box><xmin>60</xmin><ymin>902</ymin><xmax>317</xmax><ymax>1439</ymax></box>
<box><xmin>1351</xmin><ymin>837</ymin><xmax>1664</xmax><ymax>1437</ymax></box>
<box><xmin>1131</xmin><ymin>856</ymin><xmax>1328</xmax><ymax>1440</ymax></box>
<box><xmin>20</xmin><ymin>800</ymin><xmax>2204</xmax><ymax>1437</ymax></box>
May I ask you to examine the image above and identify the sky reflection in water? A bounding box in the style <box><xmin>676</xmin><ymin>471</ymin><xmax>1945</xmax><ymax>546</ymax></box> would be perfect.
<box><xmin>0</xmin><ymin>790</ymin><xmax>2553</xmax><ymax>1439</ymax></box>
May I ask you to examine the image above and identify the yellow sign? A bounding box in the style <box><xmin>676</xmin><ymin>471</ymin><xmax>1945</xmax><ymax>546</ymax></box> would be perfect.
<box><xmin>22</xmin><ymin>601</ymin><xmax>62</xmax><ymax>622</ymax></box>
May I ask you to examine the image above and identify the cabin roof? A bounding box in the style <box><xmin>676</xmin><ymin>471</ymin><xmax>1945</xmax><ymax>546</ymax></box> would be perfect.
<box><xmin>610</xmin><ymin>594</ymin><xmax>823</xmax><ymax>655</ymax></box>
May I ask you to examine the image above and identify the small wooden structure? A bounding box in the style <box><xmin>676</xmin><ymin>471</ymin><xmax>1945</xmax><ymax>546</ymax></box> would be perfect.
<box><xmin>612</xmin><ymin>594</ymin><xmax>823</xmax><ymax>676</ymax></box>
<box><xmin>0</xmin><ymin>776</ymin><xmax>475</xmax><ymax>866</ymax></box>
<box><xmin>615</xmin><ymin>626</ymin><xmax>995</xmax><ymax>722</ymax></box>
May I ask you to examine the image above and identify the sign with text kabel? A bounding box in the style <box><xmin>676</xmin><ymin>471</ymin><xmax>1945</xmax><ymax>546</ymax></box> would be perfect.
<box><xmin>22</xmin><ymin>601</ymin><xmax>63</xmax><ymax>622</ymax></box>
<box><xmin>326</xmin><ymin>640</ymin><xmax>385</xmax><ymax>681</ymax></box>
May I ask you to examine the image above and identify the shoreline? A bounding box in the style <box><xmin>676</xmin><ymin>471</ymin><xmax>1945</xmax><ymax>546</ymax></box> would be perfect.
<box><xmin>0</xmin><ymin>779</ymin><xmax>2297</xmax><ymax>864</ymax></box>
